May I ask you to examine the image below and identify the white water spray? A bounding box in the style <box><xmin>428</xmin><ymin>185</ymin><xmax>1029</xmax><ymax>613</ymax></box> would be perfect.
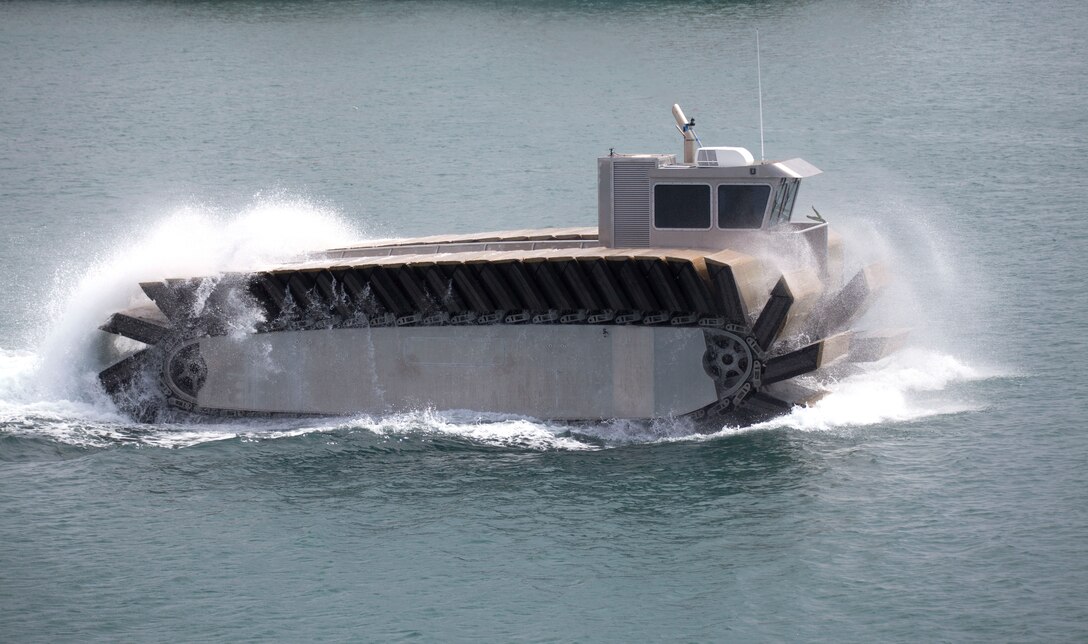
<box><xmin>6</xmin><ymin>197</ymin><xmax>360</xmax><ymax>414</ymax></box>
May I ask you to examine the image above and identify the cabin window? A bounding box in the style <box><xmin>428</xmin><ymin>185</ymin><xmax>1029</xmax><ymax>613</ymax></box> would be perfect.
<box><xmin>717</xmin><ymin>184</ymin><xmax>771</xmax><ymax>229</ymax></box>
<box><xmin>769</xmin><ymin>179</ymin><xmax>801</xmax><ymax>226</ymax></box>
<box><xmin>654</xmin><ymin>184</ymin><xmax>711</xmax><ymax>229</ymax></box>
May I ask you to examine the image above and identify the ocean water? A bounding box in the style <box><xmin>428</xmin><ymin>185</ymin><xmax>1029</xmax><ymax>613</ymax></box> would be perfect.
<box><xmin>2</xmin><ymin>0</ymin><xmax>1086</xmax><ymax>641</ymax></box>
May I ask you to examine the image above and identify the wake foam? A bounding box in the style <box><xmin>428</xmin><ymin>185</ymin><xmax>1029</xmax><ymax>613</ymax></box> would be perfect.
<box><xmin>730</xmin><ymin>348</ymin><xmax>997</xmax><ymax>435</ymax></box>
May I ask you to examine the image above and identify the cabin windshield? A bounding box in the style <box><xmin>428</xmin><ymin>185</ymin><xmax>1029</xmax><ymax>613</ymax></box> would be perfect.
<box><xmin>717</xmin><ymin>184</ymin><xmax>770</xmax><ymax>229</ymax></box>
<box><xmin>769</xmin><ymin>179</ymin><xmax>801</xmax><ymax>226</ymax></box>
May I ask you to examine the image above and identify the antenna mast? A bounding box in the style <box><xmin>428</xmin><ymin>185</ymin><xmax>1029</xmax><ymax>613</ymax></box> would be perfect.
<box><xmin>756</xmin><ymin>29</ymin><xmax>765</xmax><ymax>163</ymax></box>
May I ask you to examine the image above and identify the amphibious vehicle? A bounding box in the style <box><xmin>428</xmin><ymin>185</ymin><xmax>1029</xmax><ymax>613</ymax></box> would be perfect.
<box><xmin>98</xmin><ymin>105</ymin><xmax>900</xmax><ymax>425</ymax></box>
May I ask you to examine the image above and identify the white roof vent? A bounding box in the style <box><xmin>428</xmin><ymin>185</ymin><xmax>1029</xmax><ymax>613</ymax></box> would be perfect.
<box><xmin>696</xmin><ymin>147</ymin><xmax>755</xmax><ymax>168</ymax></box>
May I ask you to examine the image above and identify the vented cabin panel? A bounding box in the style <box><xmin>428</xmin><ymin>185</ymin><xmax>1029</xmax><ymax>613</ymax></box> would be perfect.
<box><xmin>612</xmin><ymin>161</ymin><xmax>655</xmax><ymax>247</ymax></box>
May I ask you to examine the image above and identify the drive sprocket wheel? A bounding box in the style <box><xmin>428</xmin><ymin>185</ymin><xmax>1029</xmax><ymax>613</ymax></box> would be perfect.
<box><xmin>701</xmin><ymin>329</ymin><xmax>754</xmax><ymax>398</ymax></box>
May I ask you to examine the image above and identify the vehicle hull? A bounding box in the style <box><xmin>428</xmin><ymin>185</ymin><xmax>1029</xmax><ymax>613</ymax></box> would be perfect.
<box><xmin>97</xmin><ymin>229</ymin><xmax>897</xmax><ymax>426</ymax></box>
<box><xmin>181</xmin><ymin>324</ymin><xmax>715</xmax><ymax>419</ymax></box>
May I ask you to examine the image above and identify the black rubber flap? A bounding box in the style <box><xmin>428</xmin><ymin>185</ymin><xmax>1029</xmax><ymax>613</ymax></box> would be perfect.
<box><xmin>752</xmin><ymin>278</ymin><xmax>794</xmax><ymax>351</ymax></box>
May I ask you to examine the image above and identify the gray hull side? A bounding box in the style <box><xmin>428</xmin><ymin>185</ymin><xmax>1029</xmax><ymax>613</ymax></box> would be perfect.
<box><xmin>194</xmin><ymin>325</ymin><xmax>715</xmax><ymax>420</ymax></box>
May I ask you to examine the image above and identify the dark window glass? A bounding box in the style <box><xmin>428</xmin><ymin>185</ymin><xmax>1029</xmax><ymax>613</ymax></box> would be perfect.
<box><xmin>654</xmin><ymin>184</ymin><xmax>711</xmax><ymax>229</ymax></box>
<box><xmin>718</xmin><ymin>184</ymin><xmax>771</xmax><ymax>229</ymax></box>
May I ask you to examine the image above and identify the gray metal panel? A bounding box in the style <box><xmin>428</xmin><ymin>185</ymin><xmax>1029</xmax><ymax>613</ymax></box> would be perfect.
<box><xmin>612</xmin><ymin>160</ymin><xmax>656</xmax><ymax>248</ymax></box>
<box><xmin>654</xmin><ymin>328</ymin><xmax>718</xmax><ymax>416</ymax></box>
<box><xmin>193</xmin><ymin>325</ymin><xmax>716</xmax><ymax>420</ymax></box>
<box><xmin>597</xmin><ymin>158</ymin><xmax>614</xmax><ymax>248</ymax></box>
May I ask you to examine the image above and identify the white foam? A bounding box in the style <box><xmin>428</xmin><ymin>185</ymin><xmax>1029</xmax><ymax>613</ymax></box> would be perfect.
<box><xmin>361</xmin><ymin>409</ymin><xmax>596</xmax><ymax>451</ymax></box>
<box><xmin>0</xmin><ymin>411</ymin><xmax>596</xmax><ymax>451</ymax></box>
<box><xmin>0</xmin><ymin>348</ymin><xmax>37</xmax><ymax>404</ymax></box>
<box><xmin>737</xmin><ymin>347</ymin><xmax>996</xmax><ymax>434</ymax></box>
